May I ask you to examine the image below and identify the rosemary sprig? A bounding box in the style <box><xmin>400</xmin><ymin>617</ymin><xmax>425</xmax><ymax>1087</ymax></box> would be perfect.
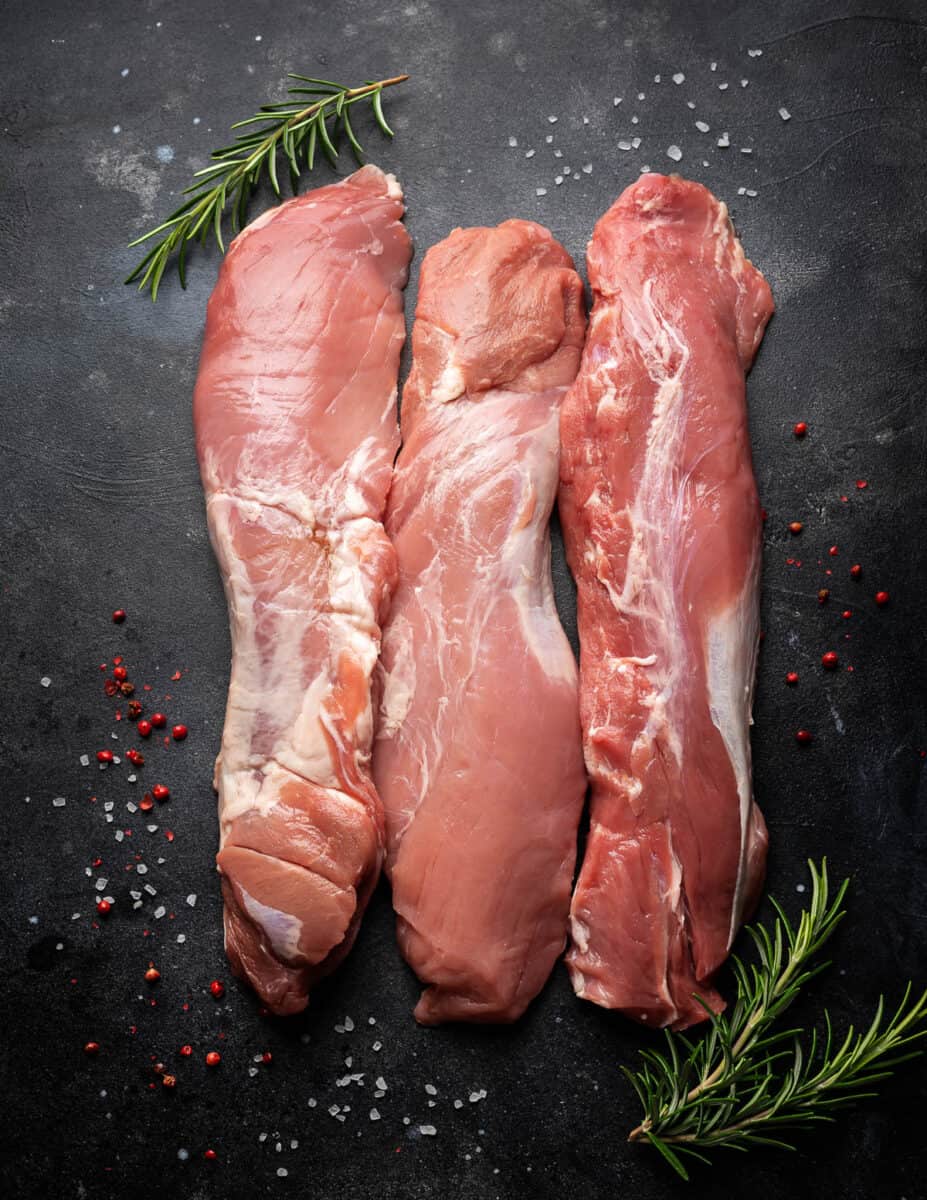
<box><xmin>125</xmin><ymin>71</ymin><xmax>408</xmax><ymax>300</ymax></box>
<box><xmin>624</xmin><ymin>860</ymin><xmax>927</xmax><ymax>1181</ymax></box>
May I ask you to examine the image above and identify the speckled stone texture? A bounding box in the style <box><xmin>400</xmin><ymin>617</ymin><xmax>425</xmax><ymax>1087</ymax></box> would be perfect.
<box><xmin>1</xmin><ymin>2</ymin><xmax>925</xmax><ymax>1198</ymax></box>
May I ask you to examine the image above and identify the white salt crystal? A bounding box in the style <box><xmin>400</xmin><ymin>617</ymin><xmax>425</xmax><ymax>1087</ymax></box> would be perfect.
<box><xmin>95</xmin><ymin>878</ymin><xmax>108</xmax><ymax>891</ymax></box>
<box><xmin>80</xmin><ymin>754</ymin><xmax>90</xmax><ymax>767</ymax></box>
<box><xmin>695</xmin><ymin>120</ymin><xmax>710</xmax><ymax>132</ymax></box>
<box><xmin>582</xmin><ymin>163</ymin><xmax>592</xmax><ymax>173</ymax></box>
<box><xmin>717</xmin><ymin>132</ymin><xmax>730</xmax><ymax>147</ymax></box>
<box><xmin>719</xmin><ymin>82</ymin><xmax>729</xmax><ymax>91</ymax></box>
<box><xmin>375</xmin><ymin>1076</ymin><xmax>387</xmax><ymax>1091</ymax></box>
<box><xmin>154</xmin><ymin>905</ymin><xmax>166</xmax><ymax>919</ymax></box>
<box><xmin>136</xmin><ymin>863</ymin><xmax>147</xmax><ymax>874</ymax></box>
<box><xmin>748</xmin><ymin>48</ymin><xmax>762</xmax><ymax>57</ymax></box>
<box><xmin>613</xmin><ymin>96</ymin><xmax>622</xmax><ymax>106</ymax></box>
<box><xmin>507</xmin><ymin>135</ymin><xmax>517</xmax><ymax>147</ymax></box>
<box><xmin>746</xmin><ymin>189</ymin><xmax>758</xmax><ymax>197</ymax></box>
<box><xmin>666</xmin><ymin>145</ymin><xmax>682</xmax><ymax>161</ymax></box>
<box><xmin>672</xmin><ymin>72</ymin><xmax>685</xmax><ymax>84</ymax></box>
<box><xmin>524</xmin><ymin>149</ymin><xmax>535</xmax><ymax>158</ymax></box>
<box><xmin>127</xmin><ymin>774</ymin><xmax>137</xmax><ymax>784</ymax></box>
<box><xmin>144</xmin><ymin>883</ymin><xmax>156</xmax><ymax>895</ymax></box>
<box><xmin>53</xmin><ymin>797</ymin><xmax>66</xmax><ymax>808</ymax></box>
<box><xmin>637</xmin><ymin>91</ymin><xmax>645</xmax><ymax>100</ymax></box>
<box><xmin>618</xmin><ymin>139</ymin><xmax>632</xmax><ymax>151</ymax></box>
<box><xmin>454</xmin><ymin>1099</ymin><xmax>463</xmax><ymax>1109</ymax></box>
<box><xmin>631</xmin><ymin>115</ymin><xmax>639</xmax><ymax>124</ymax></box>
<box><xmin>369</xmin><ymin>1108</ymin><xmax>381</xmax><ymax>1121</ymax></box>
<box><xmin>186</xmin><ymin>894</ymin><xmax>197</xmax><ymax>906</ymax></box>
<box><xmin>544</xmin><ymin>134</ymin><xmax>553</xmax><ymax>144</ymax></box>
<box><xmin>115</xmin><ymin>830</ymin><xmax>124</xmax><ymax>843</ymax></box>
<box><xmin>425</xmin><ymin>1084</ymin><xmax>437</xmax><ymax>1095</ymax></box>
<box><xmin>554</xmin><ymin>175</ymin><xmax>563</xmax><ymax>185</ymax></box>
<box><xmin>710</xmin><ymin>61</ymin><xmax>717</xmax><ymax>71</ymax></box>
<box><xmin>40</xmin><ymin>676</ymin><xmax>51</xmax><ymax>688</ymax></box>
<box><xmin>631</xmin><ymin>137</ymin><xmax>641</xmax><ymax>149</ymax></box>
<box><xmin>737</xmin><ymin>187</ymin><xmax>747</xmax><ymax>195</ymax></box>
<box><xmin>344</xmin><ymin>1016</ymin><xmax>355</xmax><ymax>1032</ymax></box>
<box><xmin>740</xmin><ymin>78</ymin><xmax>749</xmax><ymax>87</ymax></box>
<box><xmin>535</xmin><ymin>187</ymin><xmax>547</xmax><ymax>197</ymax></box>
<box><xmin>740</xmin><ymin>146</ymin><xmax>753</xmax><ymax>154</ymax></box>
<box><xmin>554</xmin><ymin>149</ymin><xmax>563</xmax><ymax>158</ymax></box>
<box><xmin>653</xmin><ymin>73</ymin><xmax>661</xmax><ymax>83</ymax></box>
<box><xmin>419</xmin><ymin>1125</ymin><xmax>437</xmax><ymax>1136</ymax></box>
<box><xmin>176</xmin><ymin>934</ymin><xmax>186</xmax><ymax>943</ymax></box>
<box><xmin>146</xmin><ymin>824</ymin><xmax>157</xmax><ymax>833</ymax></box>
<box><xmin>126</xmin><ymin>802</ymin><xmax>137</xmax><ymax>813</ymax></box>
<box><xmin>547</xmin><ymin>115</ymin><xmax>557</xmax><ymax>123</ymax></box>
<box><xmin>779</xmin><ymin>107</ymin><xmax>791</xmax><ymax>121</ymax></box>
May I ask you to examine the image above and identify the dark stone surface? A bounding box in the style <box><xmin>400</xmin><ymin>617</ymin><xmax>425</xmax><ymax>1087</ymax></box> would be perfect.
<box><xmin>1</xmin><ymin>1</ymin><xmax>926</xmax><ymax>1197</ymax></box>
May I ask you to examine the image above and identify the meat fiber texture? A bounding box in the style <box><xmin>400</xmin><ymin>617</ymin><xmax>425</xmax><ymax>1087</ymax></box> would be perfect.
<box><xmin>193</xmin><ymin>165</ymin><xmax>411</xmax><ymax>1015</ymax></box>
<box><xmin>373</xmin><ymin>220</ymin><xmax>588</xmax><ymax>1024</ymax></box>
<box><xmin>560</xmin><ymin>174</ymin><xmax>774</xmax><ymax>1030</ymax></box>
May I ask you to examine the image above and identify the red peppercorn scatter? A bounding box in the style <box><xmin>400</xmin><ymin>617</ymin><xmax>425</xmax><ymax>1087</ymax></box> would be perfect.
<box><xmin>139</xmin><ymin>795</ymin><xmax>154</xmax><ymax>812</ymax></box>
<box><xmin>788</xmin><ymin>521</ymin><xmax>803</xmax><ymax>535</ymax></box>
<box><xmin>126</xmin><ymin>749</ymin><xmax>145</xmax><ymax>767</ymax></box>
<box><xmin>162</xmin><ymin>1074</ymin><xmax>177</xmax><ymax>1089</ymax></box>
<box><xmin>152</xmin><ymin>784</ymin><xmax>170</xmax><ymax>801</ymax></box>
<box><xmin>113</xmin><ymin>666</ymin><xmax>128</xmax><ymax>682</ymax></box>
<box><xmin>817</xmin><ymin>588</ymin><xmax>829</xmax><ymax>604</ymax></box>
<box><xmin>261</xmin><ymin>1051</ymin><xmax>273</xmax><ymax>1064</ymax></box>
<box><xmin>127</xmin><ymin>699</ymin><xmax>143</xmax><ymax>719</ymax></box>
<box><xmin>180</xmin><ymin>1044</ymin><xmax>193</xmax><ymax>1057</ymax></box>
<box><xmin>204</xmin><ymin>1150</ymin><xmax>217</xmax><ymax>1161</ymax></box>
<box><xmin>875</xmin><ymin>591</ymin><xmax>890</xmax><ymax>606</ymax></box>
<box><xmin>785</xmin><ymin>672</ymin><xmax>799</xmax><ymax>686</ymax></box>
<box><xmin>793</xmin><ymin>421</ymin><xmax>808</xmax><ymax>437</ymax></box>
<box><xmin>83</xmin><ymin>1042</ymin><xmax>100</xmax><ymax>1056</ymax></box>
<box><xmin>821</xmin><ymin>652</ymin><xmax>839</xmax><ymax>670</ymax></box>
<box><xmin>842</xmin><ymin>610</ymin><xmax>852</xmax><ymax>619</ymax></box>
<box><xmin>856</xmin><ymin>479</ymin><xmax>868</xmax><ymax>490</ymax></box>
<box><xmin>795</xmin><ymin>729</ymin><xmax>813</xmax><ymax>745</ymax></box>
<box><xmin>205</xmin><ymin>1051</ymin><xmax>221</xmax><ymax>1067</ymax></box>
<box><xmin>150</xmin><ymin>712</ymin><xmax>167</xmax><ymax>728</ymax></box>
<box><xmin>850</xmin><ymin>564</ymin><xmax>862</xmax><ymax>580</ymax></box>
<box><xmin>209</xmin><ymin>980</ymin><xmax>225</xmax><ymax>1000</ymax></box>
<box><xmin>112</xmin><ymin>609</ymin><xmax>127</xmax><ymax>624</ymax></box>
<box><xmin>172</xmin><ymin>724</ymin><xmax>188</xmax><ymax>741</ymax></box>
<box><xmin>137</xmin><ymin>719</ymin><xmax>152</xmax><ymax>738</ymax></box>
<box><xmin>144</xmin><ymin>966</ymin><xmax>161</xmax><ymax>983</ymax></box>
<box><xmin>829</xmin><ymin>545</ymin><xmax>839</xmax><ymax>556</ymax></box>
<box><xmin>96</xmin><ymin>899</ymin><xmax>111</xmax><ymax>916</ymax></box>
<box><xmin>96</xmin><ymin>749</ymin><xmax>114</xmax><ymax>764</ymax></box>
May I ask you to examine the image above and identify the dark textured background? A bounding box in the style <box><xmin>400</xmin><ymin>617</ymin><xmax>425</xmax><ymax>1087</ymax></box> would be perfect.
<box><xmin>2</xmin><ymin>1</ymin><xmax>926</xmax><ymax>1197</ymax></box>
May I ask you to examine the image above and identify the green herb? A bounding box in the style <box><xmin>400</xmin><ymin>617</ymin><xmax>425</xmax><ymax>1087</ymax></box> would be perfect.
<box><xmin>625</xmin><ymin>860</ymin><xmax>927</xmax><ymax>1181</ymax></box>
<box><xmin>126</xmin><ymin>71</ymin><xmax>408</xmax><ymax>300</ymax></box>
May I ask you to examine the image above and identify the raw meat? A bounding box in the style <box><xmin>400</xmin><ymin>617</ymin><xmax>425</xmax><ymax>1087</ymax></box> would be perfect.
<box><xmin>559</xmin><ymin>174</ymin><xmax>774</xmax><ymax>1029</ymax></box>
<box><xmin>373</xmin><ymin>220</ymin><xmax>588</xmax><ymax>1024</ymax></box>
<box><xmin>193</xmin><ymin>165</ymin><xmax>411</xmax><ymax>1015</ymax></box>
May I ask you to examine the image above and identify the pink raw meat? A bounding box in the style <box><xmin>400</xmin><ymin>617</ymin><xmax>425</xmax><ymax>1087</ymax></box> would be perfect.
<box><xmin>560</xmin><ymin>174</ymin><xmax>774</xmax><ymax>1029</ymax></box>
<box><xmin>373</xmin><ymin>220</ymin><xmax>588</xmax><ymax>1024</ymax></box>
<box><xmin>193</xmin><ymin>165</ymin><xmax>411</xmax><ymax>1015</ymax></box>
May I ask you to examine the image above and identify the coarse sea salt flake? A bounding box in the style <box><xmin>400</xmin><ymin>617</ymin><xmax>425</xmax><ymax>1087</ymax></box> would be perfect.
<box><xmin>719</xmin><ymin>82</ymin><xmax>729</xmax><ymax>91</ymax></box>
<box><xmin>80</xmin><ymin>754</ymin><xmax>90</xmax><ymax>767</ymax></box>
<box><xmin>613</xmin><ymin>96</ymin><xmax>622</xmax><ymax>106</ymax></box>
<box><xmin>508</xmin><ymin>135</ymin><xmax>518</xmax><ymax>147</ymax></box>
<box><xmin>582</xmin><ymin>163</ymin><xmax>592</xmax><ymax>173</ymax></box>
<box><xmin>154</xmin><ymin>905</ymin><xmax>166</xmax><ymax>919</ymax></box>
<box><xmin>695</xmin><ymin>120</ymin><xmax>710</xmax><ymax>132</ymax></box>
<box><xmin>370</xmin><ymin>1108</ymin><xmax>381</xmax><ymax>1121</ymax></box>
<box><xmin>666</xmin><ymin>145</ymin><xmax>682</xmax><ymax>161</ymax></box>
<box><xmin>748</xmin><ymin>48</ymin><xmax>762</xmax><ymax>57</ymax></box>
<box><xmin>420</xmin><ymin>1125</ymin><xmax>437</xmax><ymax>1136</ymax></box>
<box><xmin>631</xmin><ymin>137</ymin><xmax>641</xmax><ymax>149</ymax></box>
<box><xmin>547</xmin><ymin>115</ymin><xmax>557</xmax><ymax>123</ymax></box>
<box><xmin>737</xmin><ymin>187</ymin><xmax>747</xmax><ymax>195</ymax></box>
<box><xmin>525</xmin><ymin>149</ymin><xmax>535</xmax><ymax>158</ymax></box>
<box><xmin>186</xmin><ymin>893</ymin><xmax>197</xmax><ymax>906</ymax></box>
<box><xmin>40</xmin><ymin>676</ymin><xmax>51</xmax><ymax>688</ymax></box>
<box><xmin>375</xmin><ymin>1076</ymin><xmax>387</xmax><ymax>1090</ymax></box>
<box><xmin>95</xmin><ymin>878</ymin><xmax>108</xmax><ymax>891</ymax></box>
<box><xmin>425</xmin><ymin>1084</ymin><xmax>437</xmax><ymax>1095</ymax></box>
<box><xmin>535</xmin><ymin>187</ymin><xmax>547</xmax><ymax>196</ymax></box>
<box><xmin>144</xmin><ymin>884</ymin><xmax>156</xmax><ymax>895</ymax></box>
<box><xmin>53</xmin><ymin>797</ymin><xmax>66</xmax><ymax>808</ymax></box>
<box><xmin>555</xmin><ymin>175</ymin><xmax>563</xmax><ymax>186</ymax></box>
<box><xmin>779</xmin><ymin>107</ymin><xmax>791</xmax><ymax>121</ymax></box>
<box><xmin>672</xmin><ymin>72</ymin><xmax>685</xmax><ymax>84</ymax></box>
<box><xmin>136</xmin><ymin>863</ymin><xmax>147</xmax><ymax>874</ymax></box>
<box><xmin>115</xmin><ymin>830</ymin><xmax>124</xmax><ymax>843</ymax></box>
<box><xmin>717</xmin><ymin>133</ymin><xmax>730</xmax><ymax>147</ymax></box>
<box><xmin>545</xmin><ymin>134</ymin><xmax>553</xmax><ymax>144</ymax></box>
<box><xmin>618</xmin><ymin>139</ymin><xmax>632</xmax><ymax>151</ymax></box>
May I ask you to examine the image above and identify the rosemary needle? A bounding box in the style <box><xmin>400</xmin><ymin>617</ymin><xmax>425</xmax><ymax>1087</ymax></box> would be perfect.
<box><xmin>126</xmin><ymin>71</ymin><xmax>408</xmax><ymax>300</ymax></box>
<box><xmin>624</xmin><ymin>860</ymin><xmax>927</xmax><ymax>1181</ymax></box>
